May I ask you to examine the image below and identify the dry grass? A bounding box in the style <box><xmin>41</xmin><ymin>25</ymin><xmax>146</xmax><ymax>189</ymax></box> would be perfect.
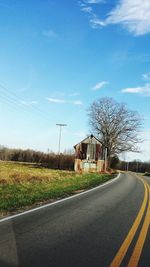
<box><xmin>0</xmin><ymin>161</ymin><xmax>114</xmax><ymax>215</ymax></box>
<box><xmin>0</xmin><ymin>161</ymin><xmax>76</xmax><ymax>184</ymax></box>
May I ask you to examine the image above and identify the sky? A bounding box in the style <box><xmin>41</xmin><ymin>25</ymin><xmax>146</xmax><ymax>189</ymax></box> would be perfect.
<box><xmin>0</xmin><ymin>0</ymin><xmax>150</xmax><ymax>161</ymax></box>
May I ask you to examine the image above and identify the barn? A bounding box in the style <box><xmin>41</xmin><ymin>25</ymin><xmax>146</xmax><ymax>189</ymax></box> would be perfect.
<box><xmin>74</xmin><ymin>134</ymin><xmax>105</xmax><ymax>172</ymax></box>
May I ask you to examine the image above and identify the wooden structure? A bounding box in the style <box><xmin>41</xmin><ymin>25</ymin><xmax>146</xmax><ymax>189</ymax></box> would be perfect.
<box><xmin>74</xmin><ymin>134</ymin><xmax>105</xmax><ymax>173</ymax></box>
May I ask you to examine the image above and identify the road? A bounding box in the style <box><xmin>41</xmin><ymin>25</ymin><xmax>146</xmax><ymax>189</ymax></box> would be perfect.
<box><xmin>0</xmin><ymin>172</ymin><xmax>150</xmax><ymax>267</ymax></box>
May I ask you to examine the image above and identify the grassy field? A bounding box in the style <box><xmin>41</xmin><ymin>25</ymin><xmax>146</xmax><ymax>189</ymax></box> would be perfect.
<box><xmin>0</xmin><ymin>161</ymin><xmax>115</xmax><ymax>216</ymax></box>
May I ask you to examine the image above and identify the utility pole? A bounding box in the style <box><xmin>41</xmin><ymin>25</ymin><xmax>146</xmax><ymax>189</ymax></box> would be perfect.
<box><xmin>56</xmin><ymin>123</ymin><xmax>67</xmax><ymax>168</ymax></box>
<box><xmin>136</xmin><ymin>161</ymin><xmax>139</xmax><ymax>173</ymax></box>
<box><xmin>127</xmin><ymin>161</ymin><xmax>129</xmax><ymax>172</ymax></box>
<box><xmin>136</xmin><ymin>159</ymin><xmax>140</xmax><ymax>173</ymax></box>
<box><xmin>56</xmin><ymin>123</ymin><xmax>67</xmax><ymax>154</ymax></box>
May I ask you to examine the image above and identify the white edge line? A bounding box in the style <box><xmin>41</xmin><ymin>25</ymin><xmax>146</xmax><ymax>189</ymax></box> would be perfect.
<box><xmin>0</xmin><ymin>173</ymin><xmax>121</xmax><ymax>223</ymax></box>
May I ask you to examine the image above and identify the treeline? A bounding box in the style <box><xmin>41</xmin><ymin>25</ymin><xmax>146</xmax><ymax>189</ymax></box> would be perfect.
<box><xmin>1</xmin><ymin>146</ymin><xmax>150</xmax><ymax>173</ymax></box>
<box><xmin>117</xmin><ymin>160</ymin><xmax>150</xmax><ymax>173</ymax></box>
<box><xmin>109</xmin><ymin>156</ymin><xmax>150</xmax><ymax>173</ymax></box>
<box><xmin>0</xmin><ymin>146</ymin><xmax>75</xmax><ymax>170</ymax></box>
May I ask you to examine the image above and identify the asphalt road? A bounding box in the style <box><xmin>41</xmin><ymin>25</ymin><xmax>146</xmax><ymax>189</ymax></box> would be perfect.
<box><xmin>0</xmin><ymin>172</ymin><xmax>150</xmax><ymax>267</ymax></box>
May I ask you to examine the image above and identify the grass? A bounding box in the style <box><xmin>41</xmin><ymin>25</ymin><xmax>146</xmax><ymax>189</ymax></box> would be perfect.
<box><xmin>144</xmin><ymin>172</ymin><xmax>150</xmax><ymax>177</ymax></box>
<box><xmin>0</xmin><ymin>161</ymin><xmax>116</xmax><ymax>216</ymax></box>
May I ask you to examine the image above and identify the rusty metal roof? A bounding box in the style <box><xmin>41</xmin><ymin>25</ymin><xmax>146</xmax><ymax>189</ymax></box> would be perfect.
<box><xmin>74</xmin><ymin>134</ymin><xmax>102</xmax><ymax>149</ymax></box>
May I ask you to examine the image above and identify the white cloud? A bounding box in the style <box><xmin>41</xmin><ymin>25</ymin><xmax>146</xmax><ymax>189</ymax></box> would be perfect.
<box><xmin>122</xmin><ymin>83</ymin><xmax>150</xmax><ymax>96</ymax></box>
<box><xmin>78</xmin><ymin>1</ymin><xmax>86</xmax><ymax>7</ymax></box>
<box><xmin>106</xmin><ymin>0</ymin><xmax>150</xmax><ymax>36</ymax></box>
<box><xmin>71</xmin><ymin>100</ymin><xmax>83</xmax><ymax>105</ymax></box>
<box><xmin>21</xmin><ymin>100</ymin><xmax>38</xmax><ymax>106</ymax></box>
<box><xmin>43</xmin><ymin>29</ymin><xmax>57</xmax><ymax>38</ymax></box>
<box><xmin>80</xmin><ymin>0</ymin><xmax>150</xmax><ymax>36</ymax></box>
<box><xmin>90</xmin><ymin>16</ymin><xmax>106</xmax><ymax>27</ymax></box>
<box><xmin>47</xmin><ymin>98</ymin><xmax>83</xmax><ymax>105</ymax></box>
<box><xmin>81</xmin><ymin>6</ymin><xmax>92</xmax><ymax>13</ymax></box>
<box><xmin>122</xmin><ymin>87</ymin><xmax>143</xmax><ymax>94</ymax></box>
<box><xmin>84</xmin><ymin>0</ymin><xmax>105</xmax><ymax>3</ymax></box>
<box><xmin>142</xmin><ymin>72</ymin><xmax>150</xmax><ymax>81</ymax></box>
<box><xmin>47</xmin><ymin>98</ymin><xmax>65</xmax><ymax>103</ymax></box>
<box><xmin>80</xmin><ymin>0</ymin><xmax>106</xmax><ymax>27</ymax></box>
<box><xmin>92</xmin><ymin>81</ymin><xmax>109</xmax><ymax>91</ymax></box>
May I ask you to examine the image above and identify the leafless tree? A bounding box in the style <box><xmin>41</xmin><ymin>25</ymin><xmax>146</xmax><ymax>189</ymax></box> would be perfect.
<box><xmin>88</xmin><ymin>97</ymin><xmax>142</xmax><ymax>159</ymax></box>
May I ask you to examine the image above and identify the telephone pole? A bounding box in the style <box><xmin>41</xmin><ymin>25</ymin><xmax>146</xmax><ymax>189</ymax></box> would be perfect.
<box><xmin>56</xmin><ymin>123</ymin><xmax>67</xmax><ymax>155</ymax></box>
<box><xmin>127</xmin><ymin>161</ymin><xmax>129</xmax><ymax>171</ymax></box>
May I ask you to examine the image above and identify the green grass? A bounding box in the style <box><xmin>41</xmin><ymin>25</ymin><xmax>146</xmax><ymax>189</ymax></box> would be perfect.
<box><xmin>0</xmin><ymin>161</ymin><xmax>115</xmax><ymax>214</ymax></box>
<box><xmin>144</xmin><ymin>172</ymin><xmax>150</xmax><ymax>177</ymax></box>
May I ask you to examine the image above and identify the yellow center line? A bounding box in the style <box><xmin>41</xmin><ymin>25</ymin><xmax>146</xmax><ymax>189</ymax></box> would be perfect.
<box><xmin>127</xmin><ymin>183</ymin><xmax>150</xmax><ymax>267</ymax></box>
<box><xmin>109</xmin><ymin>180</ymin><xmax>148</xmax><ymax>267</ymax></box>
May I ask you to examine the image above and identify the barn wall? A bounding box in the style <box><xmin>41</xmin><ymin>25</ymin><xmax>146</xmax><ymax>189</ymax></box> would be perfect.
<box><xmin>74</xmin><ymin>159</ymin><xmax>105</xmax><ymax>173</ymax></box>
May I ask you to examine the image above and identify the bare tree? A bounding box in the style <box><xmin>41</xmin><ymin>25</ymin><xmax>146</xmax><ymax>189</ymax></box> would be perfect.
<box><xmin>88</xmin><ymin>97</ymin><xmax>142</xmax><ymax>160</ymax></box>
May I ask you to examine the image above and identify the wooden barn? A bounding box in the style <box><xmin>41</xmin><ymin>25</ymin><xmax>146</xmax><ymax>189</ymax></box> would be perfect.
<box><xmin>74</xmin><ymin>134</ymin><xmax>105</xmax><ymax>173</ymax></box>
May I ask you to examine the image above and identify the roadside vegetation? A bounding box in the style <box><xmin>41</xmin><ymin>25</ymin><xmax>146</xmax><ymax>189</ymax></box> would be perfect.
<box><xmin>117</xmin><ymin>160</ymin><xmax>150</xmax><ymax>173</ymax></box>
<box><xmin>0</xmin><ymin>146</ymin><xmax>75</xmax><ymax>170</ymax></box>
<box><xmin>0</xmin><ymin>161</ymin><xmax>115</xmax><ymax>216</ymax></box>
<box><xmin>144</xmin><ymin>172</ymin><xmax>150</xmax><ymax>177</ymax></box>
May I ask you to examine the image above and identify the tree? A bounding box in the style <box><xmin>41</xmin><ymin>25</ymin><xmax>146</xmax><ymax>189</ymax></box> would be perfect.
<box><xmin>109</xmin><ymin>155</ymin><xmax>119</xmax><ymax>169</ymax></box>
<box><xmin>87</xmin><ymin>97</ymin><xmax>142</xmax><ymax>160</ymax></box>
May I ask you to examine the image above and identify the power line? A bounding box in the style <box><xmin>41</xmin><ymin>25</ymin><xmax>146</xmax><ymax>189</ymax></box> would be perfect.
<box><xmin>0</xmin><ymin>82</ymin><xmax>51</xmax><ymax>122</ymax></box>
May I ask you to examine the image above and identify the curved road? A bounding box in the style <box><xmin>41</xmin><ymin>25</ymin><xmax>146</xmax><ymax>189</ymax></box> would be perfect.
<box><xmin>0</xmin><ymin>172</ymin><xmax>150</xmax><ymax>267</ymax></box>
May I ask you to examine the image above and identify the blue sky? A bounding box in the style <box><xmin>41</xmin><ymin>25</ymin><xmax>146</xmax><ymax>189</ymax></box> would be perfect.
<box><xmin>0</xmin><ymin>0</ymin><xmax>150</xmax><ymax>161</ymax></box>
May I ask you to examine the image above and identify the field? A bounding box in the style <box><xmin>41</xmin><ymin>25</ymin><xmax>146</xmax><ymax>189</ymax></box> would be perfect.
<box><xmin>0</xmin><ymin>161</ymin><xmax>115</xmax><ymax>217</ymax></box>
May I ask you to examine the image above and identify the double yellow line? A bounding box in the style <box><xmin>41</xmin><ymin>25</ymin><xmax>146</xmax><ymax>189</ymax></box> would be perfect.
<box><xmin>109</xmin><ymin>176</ymin><xmax>150</xmax><ymax>267</ymax></box>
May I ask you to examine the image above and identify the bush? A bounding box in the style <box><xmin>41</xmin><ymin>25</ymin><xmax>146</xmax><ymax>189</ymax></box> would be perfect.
<box><xmin>144</xmin><ymin>172</ymin><xmax>150</xmax><ymax>177</ymax></box>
